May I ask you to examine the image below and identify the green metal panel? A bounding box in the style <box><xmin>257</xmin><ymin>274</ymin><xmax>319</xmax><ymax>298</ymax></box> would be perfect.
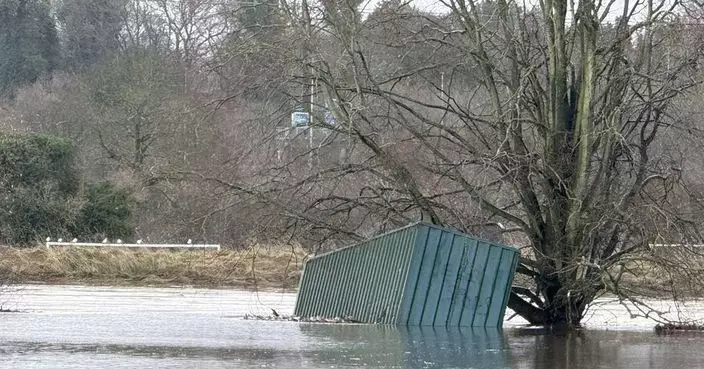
<box><xmin>294</xmin><ymin>225</ymin><xmax>418</xmax><ymax>323</ymax></box>
<box><xmin>420</xmin><ymin>230</ymin><xmax>454</xmax><ymax>325</ymax></box>
<box><xmin>472</xmin><ymin>245</ymin><xmax>504</xmax><ymax>326</ymax></box>
<box><xmin>395</xmin><ymin>225</ymin><xmax>430</xmax><ymax>325</ymax></box>
<box><xmin>433</xmin><ymin>233</ymin><xmax>466</xmax><ymax>325</ymax></box>
<box><xmin>446</xmin><ymin>238</ymin><xmax>478</xmax><ymax>325</ymax></box>
<box><xmin>460</xmin><ymin>242</ymin><xmax>491</xmax><ymax>326</ymax></box>
<box><xmin>406</xmin><ymin>227</ymin><xmax>442</xmax><ymax>324</ymax></box>
<box><xmin>500</xmin><ymin>251</ymin><xmax>521</xmax><ymax>323</ymax></box>
<box><xmin>485</xmin><ymin>248</ymin><xmax>519</xmax><ymax>326</ymax></box>
<box><xmin>294</xmin><ymin>223</ymin><xmax>519</xmax><ymax>327</ymax></box>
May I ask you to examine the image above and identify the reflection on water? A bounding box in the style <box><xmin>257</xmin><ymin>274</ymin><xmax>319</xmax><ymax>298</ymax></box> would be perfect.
<box><xmin>293</xmin><ymin>325</ymin><xmax>509</xmax><ymax>368</ymax></box>
<box><xmin>298</xmin><ymin>325</ymin><xmax>704</xmax><ymax>369</ymax></box>
<box><xmin>402</xmin><ymin>326</ymin><xmax>508</xmax><ymax>368</ymax></box>
<box><xmin>509</xmin><ymin>329</ymin><xmax>704</xmax><ymax>369</ymax></box>
<box><xmin>1</xmin><ymin>285</ymin><xmax>704</xmax><ymax>368</ymax></box>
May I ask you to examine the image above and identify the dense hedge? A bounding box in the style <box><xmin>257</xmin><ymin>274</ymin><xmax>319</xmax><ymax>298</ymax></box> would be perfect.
<box><xmin>71</xmin><ymin>182</ymin><xmax>134</xmax><ymax>241</ymax></box>
<box><xmin>0</xmin><ymin>133</ymin><xmax>133</xmax><ymax>245</ymax></box>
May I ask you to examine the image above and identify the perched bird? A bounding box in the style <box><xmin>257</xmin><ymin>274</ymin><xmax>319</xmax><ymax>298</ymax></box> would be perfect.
<box><xmin>136</xmin><ymin>239</ymin><xmax>143</xmax><ymax>244</ymax></box>
<box><xmin>57</xmin><ymin>238</ymin><xmax>63</xmax><ymax>243</ymax></box>
<box><xmin>186</xmin><ymin>239</ymin><xmax>192</xmax><ymax>245</ymax></box>
<box><xmin>116</xmin><ymin>239</ymin><xmax>123</xmax><ymax>244</ymax></box>
<box><xmin>46</xmin><ymin>237</ymin><xmax>51</xmax><ymax>242</ymax></box>
<box><xmin>71</xmin><ymin>238</ymin><xmax>77</xmax><ymax>243</ymax></box>
<box><xmin>102</xmin><ymin>238</ymin><xmax>108</xmax><ymax>243</ymax></box>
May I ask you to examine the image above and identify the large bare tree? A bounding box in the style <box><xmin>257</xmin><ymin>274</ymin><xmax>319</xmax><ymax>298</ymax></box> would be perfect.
<box><xmin>198</xmin><ymin>0</ymin><xmax>704</xmax><ymax>327</ymax></box>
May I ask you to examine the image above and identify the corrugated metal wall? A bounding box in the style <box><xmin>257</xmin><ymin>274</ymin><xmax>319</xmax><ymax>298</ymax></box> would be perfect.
<box><xmin>294</xmin><ymin>223</ymin><xmax>519</xmax><ymax>327</ymax></box>
<box><xmin>295</xmin><ymin>225</ymin><xmax>418</xmax><ymax>324</ymax></box>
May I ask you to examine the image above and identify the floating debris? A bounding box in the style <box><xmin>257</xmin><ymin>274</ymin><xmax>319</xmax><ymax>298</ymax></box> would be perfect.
<box><xmin>655</xmin><ymin>323</ymin><xmax>704</xmax><ymax>335</ymax></box>
<box><xmin>242</xmin><ymin>314</ymin><xmax>361</xmax><ymax>323</ymax></box>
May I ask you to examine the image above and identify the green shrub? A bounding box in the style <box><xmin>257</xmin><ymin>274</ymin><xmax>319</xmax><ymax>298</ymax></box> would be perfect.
<box><xmin>0</xmin><ymin>183</ymin><xmax>83</xmax><ymax>245</ymax></box>
<box><xmin>72</xmin><ymin>182</ymin><xmax>134</xmax><ymax>241</ymax></box>
<box><xmin>0</xmin><ymin>133</ymin><xmax>133</xmax><ymax>245</ymax></box>
<box><xmin>0</xmin><ymin>133</ymin><xmax>79</xmax><ymax>195</ymax></box>
<box><xmin>0</xmin><ymin>134</ymin><xmax>81</xmax><ymax>244</ymax></box>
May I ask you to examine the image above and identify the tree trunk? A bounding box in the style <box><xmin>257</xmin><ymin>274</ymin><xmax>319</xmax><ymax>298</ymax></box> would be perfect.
<box><xmin>508</xmin><ymin>272</ymin><xmax>588</xmax><ymax>328</ymax></box>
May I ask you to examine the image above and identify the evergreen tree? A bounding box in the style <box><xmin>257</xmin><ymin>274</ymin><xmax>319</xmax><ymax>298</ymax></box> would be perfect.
<box><xmin>0</xmin><ymin>0</ymin><xmax>60</xmax><ymax>98</ymax></box>
<box><xmin>56</xmin><ymin>0</ymin><xmax>126</xmax><ymax>71</ymax></box>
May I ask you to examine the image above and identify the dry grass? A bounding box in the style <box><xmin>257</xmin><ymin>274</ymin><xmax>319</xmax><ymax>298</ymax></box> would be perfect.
<box><xmin>608</xmin><ymin>248</ymin><xmax>704</xmax><ymax>298</ymax></box>
<box><xmin>0</xmin><ymin>244</ymin><xmax>307</xmax><ymax>290</ymax></box>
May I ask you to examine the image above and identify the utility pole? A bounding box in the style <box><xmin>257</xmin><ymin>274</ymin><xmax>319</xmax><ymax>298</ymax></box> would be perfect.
<box><xmin>302</xmin><ymin>0</ymin><xmax>315</xmax><ymax>171</ymax></box>
<box><xmin>440</xmin><ymin>71</ymin><xmax>445</xmax><ymax>127</ymax></box>
<box><xmin>309</xmin><ymin>77</ymin><xmax>315</xmax><ymax>170</ymax></box>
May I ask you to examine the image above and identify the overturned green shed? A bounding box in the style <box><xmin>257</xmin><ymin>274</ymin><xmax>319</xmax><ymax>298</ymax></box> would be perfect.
<box><xmin>294</xmin><ymin>223</ymin><xmax>519</xmax><ymax>327</ymax></box>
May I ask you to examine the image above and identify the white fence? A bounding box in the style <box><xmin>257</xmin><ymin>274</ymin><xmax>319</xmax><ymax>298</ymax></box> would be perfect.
<box><xmin>45</xmin><ymin>242</ymin><xmax>221</xmax><ymax>250</ymax></box>
<box><xmin>649</xmin><ymin>244</ymin><xmax>704</xmax><ymax>248</ymax></box>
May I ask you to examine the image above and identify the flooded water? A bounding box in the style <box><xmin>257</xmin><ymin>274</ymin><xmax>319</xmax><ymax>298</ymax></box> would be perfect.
<box><xmin>1</xmin><ymin>285</ymin><xmax>704</xmax><ymax>368</ymax></box>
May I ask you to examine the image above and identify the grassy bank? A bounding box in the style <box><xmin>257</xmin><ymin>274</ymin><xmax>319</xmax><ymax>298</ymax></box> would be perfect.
<box><xmin>618</xmin><ymin>248</ymin><xmax>704</xmax><ymax>298</ymax></box>
<box><xmin>0</xmin><ymin>245</ymin><xmax>306</xmax><ymax>290</ymax></box>
<box><xmin>3</xmin><ymin>244</ymin><xmax>703</xmax><ymax>297</ymax></box>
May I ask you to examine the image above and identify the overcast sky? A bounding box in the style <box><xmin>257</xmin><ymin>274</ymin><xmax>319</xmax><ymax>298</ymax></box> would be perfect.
<box><xmin>359</xmin><ymin>0</ymin><xmax>674</xmax><ymax>24</ymax></box>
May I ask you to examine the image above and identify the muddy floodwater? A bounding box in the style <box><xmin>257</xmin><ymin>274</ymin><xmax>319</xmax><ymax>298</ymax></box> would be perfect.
<box><xmin>1</xmin><ymin>285</ymin><xmax>704</xmax><ymax>368</ymax></box>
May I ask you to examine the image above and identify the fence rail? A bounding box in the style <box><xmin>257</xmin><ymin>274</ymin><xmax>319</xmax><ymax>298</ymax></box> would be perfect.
<box><xmin>46</xmin><ymin>242</ymin><xmax>221</xmax><ymax>250</ymax></box>
<box><xmin>649</xmin><ymin>244</ymin><xmax>704</xmax><ymax>248</ymax></box>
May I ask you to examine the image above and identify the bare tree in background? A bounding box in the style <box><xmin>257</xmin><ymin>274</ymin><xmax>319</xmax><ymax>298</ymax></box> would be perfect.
<box><xmin>204</xmin><ymin>0</ymin><xmax>704</xmax><ymax>327</ymax></box>
<box><xmin>4</xmin><ymin>0</ymin><xmax>704</xmax><ymax>326</ymax></box>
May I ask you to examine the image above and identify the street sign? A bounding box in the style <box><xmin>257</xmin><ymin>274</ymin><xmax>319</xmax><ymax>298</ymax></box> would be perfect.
<box><xmin>291</xmin><ymin>111</ymin><xmax>310</xmax><ymax>127</ymax></box>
